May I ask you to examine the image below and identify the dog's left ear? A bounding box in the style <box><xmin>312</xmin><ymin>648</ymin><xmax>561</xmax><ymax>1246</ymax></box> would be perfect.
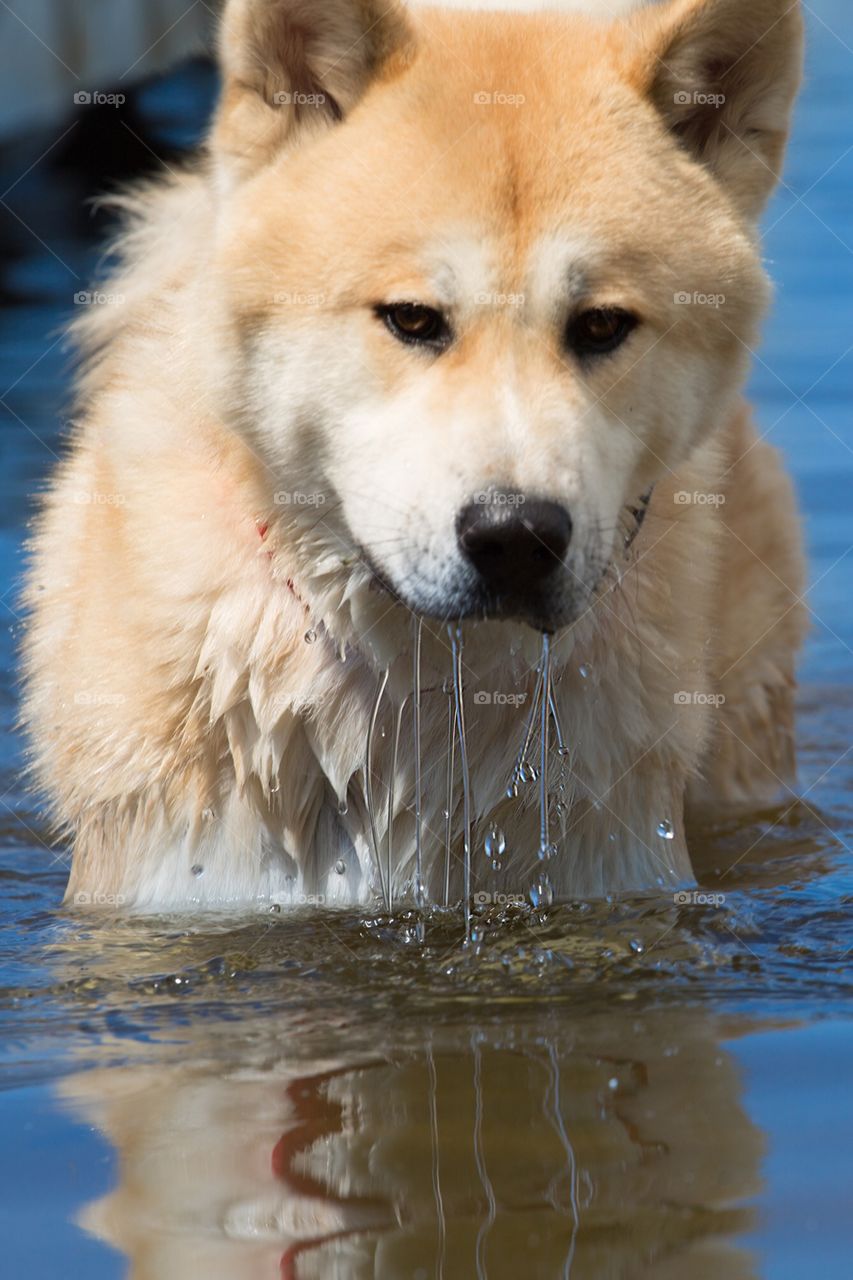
<box><xmin>630</xmin><ymin>0</ymin><xmax>804</xmax><ymax>221</ymax></box>
<box><xmin>211</xmin><ymin>0</ymin><xmax>415</xmax><ymax>185</ymax></box>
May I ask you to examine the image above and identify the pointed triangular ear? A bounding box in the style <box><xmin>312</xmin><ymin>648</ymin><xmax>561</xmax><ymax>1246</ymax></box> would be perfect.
<box><xmin>210</xmin><ymin>0</ymin><xmax>415</xmax><ymax>185</ymax></box>
<box><xmin>628</xmin><ymin>0</ymin><xmax>803</xmax><ymax>220</ymax></box>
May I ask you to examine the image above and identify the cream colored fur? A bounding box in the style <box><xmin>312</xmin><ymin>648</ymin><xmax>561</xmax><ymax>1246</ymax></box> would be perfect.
<box><xmin>22</xmin><ymin>0</ymin><xmax>807</xmax><ymax>910</ymax></box>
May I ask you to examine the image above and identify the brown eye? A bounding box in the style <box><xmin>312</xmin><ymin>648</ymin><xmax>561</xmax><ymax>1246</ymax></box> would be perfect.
<box><xmin>566</xmin><ymin>307</ymin><xmax>638</xmax><ymax>357</ymax></box>
<box><xmin>377</xmin><ymin>302</ymin><xmax>452</xmax><ymax>350</ymax></box>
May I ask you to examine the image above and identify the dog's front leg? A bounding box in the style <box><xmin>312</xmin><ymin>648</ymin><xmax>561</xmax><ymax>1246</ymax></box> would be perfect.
<box><xmin>550</xmin><ymin>754</ymin><xmax>694</xmax><ymax>900</ymax></box>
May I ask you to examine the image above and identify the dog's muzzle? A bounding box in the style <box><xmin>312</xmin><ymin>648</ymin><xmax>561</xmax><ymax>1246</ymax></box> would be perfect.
<box><xmin>457</xmin><ymin>494</ymin><xmax>570</xmax><ymax>589</ymax></box>
<box><xmin>440</xmin><ymin>490</ymin><xmax>572</xmax><ymax>626</ymax></box>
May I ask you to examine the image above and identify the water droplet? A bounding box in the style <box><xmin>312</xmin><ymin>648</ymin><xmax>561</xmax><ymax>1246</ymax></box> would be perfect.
<box><xmin>442</xmin><ymin>677</ymin><xmax>453</xmax><ymax>695</ymax></box>
<box><xmin>529</xmin><ymin>874</ymin><xmax>554</xmax><ymax>909</ymax></box>
<box><xmin>269</xmin><ymin>780</ymin><xmax>280</xmax><ymax>794</ymax></box>
<box><xmin>537</xmin><ymin>842</ymin><xmax>558</xmax><ymax>862</ymax></box>
<box><xmin>334</xmin><ymin>858</ymin><xmax>346</xmax><ymax>875</ymax></box>
<box><xmin>629</xmin><ymin>938</ymin><xmax>644</xmax><ymax>954</ymax></box>
<box><xmin>484</xmin><ymin>826</ymin><xmax>506</xmax><ymax>860</ymax></box>
<box><xmin>557</xmin><ymin>744</ymin><xmax>571</xmax><ymax>757</ymax></box>
<box><xmin>201</xmin><ymin>807</ymin><xmax>215</xmax><ymax>821</ymax></box>
<box><xmin>608</xmin><ymin>832</ymin><xmax>617</xmax><ymax>843</ymax></box>
<box><xmin>191</xmin><ymin>864</ymin><xmax>204</xmax><ymax>878</ymax></box>
<box><xmin>579</xmin><ymin>663</ymin><xmax>591</xmax><ymax>679</ymax></box>
<box><xmin>505</xmin><ymin>782</ymin><xmax>519</xmax><ymax>799</ymax></box>
<box><xmin>269</xmin><ymin>902</ymin><xmax>281</xmax><ymax>914</ymax></box>
<box><xmin>656</xmin><ymin>819</ymin><xmax>675</xmax><ymax>840</ymax></box>
<box><xmin>337</xmin><ymin>798</ymin><xmax>348</xmax><ymax>815</ymax></box>
<box><xmin>607</xmin><ymin>1076</ymin><xmax>619</xmax><ymax>1091</ymax></box>
<box><xmin>519</xmin><ymin>761</ymin><xmax>539</xmax><ymax>784</ymax></box>
<box><xmin>304</xmin><ymin>629</ymin><xmax>317</xmax><ymax>644</ymax></box>
<box><xmin>490</xmin><ymin>858</ymin><xmax>502</xmax><ymax>871</ymax></box>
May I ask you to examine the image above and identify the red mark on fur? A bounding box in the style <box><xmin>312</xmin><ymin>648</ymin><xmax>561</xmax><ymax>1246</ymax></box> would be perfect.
<box><xmin>255</xmin><ymin>519</ymin><xmax>308</xmax><ymax>608</ymax></box>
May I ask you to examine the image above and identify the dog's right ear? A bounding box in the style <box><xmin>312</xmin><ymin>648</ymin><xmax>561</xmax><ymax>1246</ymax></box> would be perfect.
<box><xmin>210</xmin><ymin>0</ymin><xmax>415</xmax><ymax>185</ymax></box>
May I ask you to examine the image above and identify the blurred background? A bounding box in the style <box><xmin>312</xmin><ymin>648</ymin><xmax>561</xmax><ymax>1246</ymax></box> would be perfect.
<box><xmin>0</xmin><ymin>4</ymin><xmax>851</xmax><ymax>1279</ymax></box>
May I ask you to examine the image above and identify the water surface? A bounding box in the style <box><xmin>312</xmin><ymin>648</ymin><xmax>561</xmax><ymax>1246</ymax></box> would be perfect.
<box><xmin>0</xmin><ymin>7</ymin><xmax>852</xmax><ymax>1277</ymax></box>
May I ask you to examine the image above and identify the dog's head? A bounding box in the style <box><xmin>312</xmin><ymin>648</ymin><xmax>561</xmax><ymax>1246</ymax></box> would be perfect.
<box><xmin>208</xmin><ymin>0</ymin><xmax>802</xmax><ymax>640</ymax></box>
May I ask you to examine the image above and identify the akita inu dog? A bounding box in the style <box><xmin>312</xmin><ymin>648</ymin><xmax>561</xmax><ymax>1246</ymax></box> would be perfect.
<box><xmin>23</xmin><ymin>0</ymin><xmax>806</xmax><ymax>910</ymax></box>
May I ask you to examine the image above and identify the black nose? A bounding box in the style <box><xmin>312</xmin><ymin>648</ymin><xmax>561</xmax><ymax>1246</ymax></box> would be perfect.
<box><xmin>456</xmin><ymin>495</ymin><xmax>572</xmax><ymax>592</ymax></box>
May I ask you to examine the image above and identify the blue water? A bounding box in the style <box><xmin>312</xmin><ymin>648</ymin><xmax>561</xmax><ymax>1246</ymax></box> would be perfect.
<box><xmin>0</xmin><ymin>7</ymin><xmax>851</xmax><ymax>1278</ymax></box>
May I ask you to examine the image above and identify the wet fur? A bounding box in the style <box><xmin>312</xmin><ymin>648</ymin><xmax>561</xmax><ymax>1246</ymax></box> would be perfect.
<box><xmin>22</xmin><ymin>0</ymin><xmax>806</xmax><ymax>909</ymax></box>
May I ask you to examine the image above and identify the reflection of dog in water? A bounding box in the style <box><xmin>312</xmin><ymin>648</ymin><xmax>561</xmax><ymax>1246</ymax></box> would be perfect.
<box><xmin>61</xmin><ymin>1012</ymin><xmax>763</xmax><ymax>1278</ymax></box>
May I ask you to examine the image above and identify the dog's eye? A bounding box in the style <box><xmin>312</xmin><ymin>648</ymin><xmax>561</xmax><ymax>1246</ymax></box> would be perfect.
<box><xmin>566</xmin><ymin>308</ymin><xmax>638</xmax><ymax>357</ymax></box>
<box><xmin>377</xmin><ymin>303</ymin><xmax>452</xmax><ymax>350</ymax></box>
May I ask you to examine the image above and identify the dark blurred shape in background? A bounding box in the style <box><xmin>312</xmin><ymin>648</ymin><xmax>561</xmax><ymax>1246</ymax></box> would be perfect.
<box><xmin>0</xmin><ymin>1</ymin><xmax>221</xmax><ymax>298</ymax></box>
<box><xmin>0</xmin><ymin>2</ymin><xmax>221</xmax><ymax>547</ymax></box>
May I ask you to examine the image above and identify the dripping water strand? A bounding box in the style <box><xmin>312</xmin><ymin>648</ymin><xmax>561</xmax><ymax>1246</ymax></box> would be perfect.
<box><xmin>449</xmin><ymin>624</ymin><xmax>473</xmax><ymax>940</ymax></box>
<box><xmin>549</xmin><ymin>685</ymin><xmax>568</xmax><ymax>758</ymax></box>
<box><xmin>412</xmin><ymin>616</ymin><xmax>425</xmax><ymax>917</ymax></box>
<box><xmin>365</xmin><ymin>668</ymin><xmax>390</xmax><ymax>911</ymax></box>
<box><xmin>444</xmin><ymin>688</ymin><xmax>457</xmax><ymax>908</ymax></box>
<box><xmin>507</xmin><ymin>664</ymin><xmax>545</xmax><ymax>796</ymax></box>
<box><xmin>387</xmin><ymin>697</ymin><xmax>408</xmax><ymax>915</ymax></box>
<box><xmin>539</xmin><ymin>633</ymin><xmax>553</xmax><ymax>861</ymax></box>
